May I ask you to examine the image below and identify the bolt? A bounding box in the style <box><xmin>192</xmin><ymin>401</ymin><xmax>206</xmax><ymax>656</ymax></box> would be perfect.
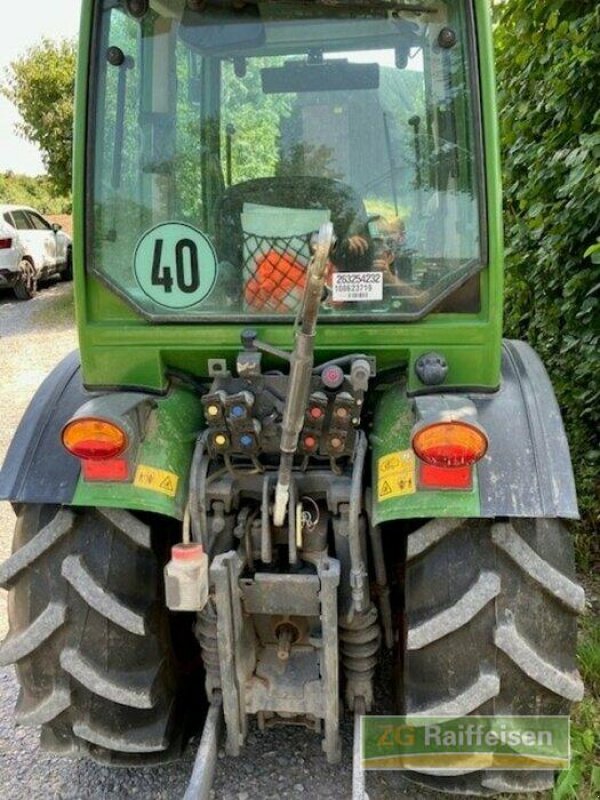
<box><xmin>276</xmin><ymin>624</ymin><xmax>295</xmax><ymax>661</ymax></box>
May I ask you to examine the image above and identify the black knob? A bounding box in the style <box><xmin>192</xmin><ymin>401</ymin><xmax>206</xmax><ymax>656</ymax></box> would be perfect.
<box><xmin>241</xmin><ymin>329</ymin><xmax>258</xmax><ymax>350</ymax></box>
<box><xmin>126</xmin><ymin>0</ymin><xmax>148</xmax><ymax>18</ymax></box>
<box><xmin>438</xmin><ymin>27</ymin><xmax>457</xmax><ymax>49</ymax></box>
<box><xmin>415</xmin><ymin>352</ymin><xmax>449</xmax><ymax>386</ymax></box>
<box><xmin>106</xmin><ymin>46</ymin><xmax>125</xmax><ymax>67</ymax></box>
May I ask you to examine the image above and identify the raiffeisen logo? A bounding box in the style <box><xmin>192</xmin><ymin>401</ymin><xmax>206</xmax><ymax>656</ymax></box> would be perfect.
<box><xmin>362</xmin><ymin>716</ymin><xmax>570</xmax><ymax>771</ymax></box>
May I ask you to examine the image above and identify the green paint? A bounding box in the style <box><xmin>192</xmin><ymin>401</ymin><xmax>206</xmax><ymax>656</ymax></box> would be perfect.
<box><xmin>134</xmin><ymin>223</ymin><xmax>218</xmax><ymax>310</ymax></box>
<box><xmin>72</xmin><ymin>386</ymin><xmax>204</xmax><ymax>520</ymax></box>
<box><xmin>72</xmin><ymin>0</ymin><xmax>504</xmax><ymax>395</ymax></box>
<box><xmin>371</xmin><ymin>386</ymin><xmax>481</xmax><ymax>525</ymax></box>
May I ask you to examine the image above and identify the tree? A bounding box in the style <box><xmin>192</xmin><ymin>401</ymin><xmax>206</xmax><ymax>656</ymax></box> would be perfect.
<box><xmin>2</xmin><ymin>38</ymin><xmax>76</xmax><ymax>196</ymax></box>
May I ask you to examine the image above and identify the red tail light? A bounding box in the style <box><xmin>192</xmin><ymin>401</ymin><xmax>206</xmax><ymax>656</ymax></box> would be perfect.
<box><xmin>412</xmin><ymin>420</ymin><xmax>488</xmax><ymax>468</ymax></box>
<box><xmin>0</xmin><ymin>238</ymin><xmax>12</xmax><ymax>250</ymax></box>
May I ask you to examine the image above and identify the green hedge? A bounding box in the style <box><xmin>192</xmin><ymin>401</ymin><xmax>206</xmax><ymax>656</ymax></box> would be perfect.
<box><xmin>494</xmin><ymin>1</ymin><xmax>599</xmax><ymax>543</ymax></box>
<box><xmin>0</xmin><ymin>172</ymin><xmax>71</xmax><ymax>215</ymax></box>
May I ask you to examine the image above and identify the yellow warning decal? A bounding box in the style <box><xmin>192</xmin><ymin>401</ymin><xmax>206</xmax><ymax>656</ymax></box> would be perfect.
<box><xmin>377</xmin><ymin>450</ymin><xmax>416</xmax><ymax>501</ymax></box>
<box><xmin>134</xmin><ymin>465</ymin><xmax>179</xmax><ymax>498</ymax></box>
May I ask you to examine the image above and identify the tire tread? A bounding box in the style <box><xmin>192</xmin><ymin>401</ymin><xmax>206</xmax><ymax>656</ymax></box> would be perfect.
<box><xmin>0</xmin><ymin>505</ymin><xmax>180</xmax><ymax>763</ymax></box>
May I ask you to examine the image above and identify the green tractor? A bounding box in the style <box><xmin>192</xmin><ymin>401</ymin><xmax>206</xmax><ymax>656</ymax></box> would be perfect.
<box><xmin>0</xmin><ymin>0</ymin><xmax>584</xmax><ymax>797</ymax></box>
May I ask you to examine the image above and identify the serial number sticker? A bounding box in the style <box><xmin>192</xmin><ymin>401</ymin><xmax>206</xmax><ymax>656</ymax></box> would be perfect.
<box><xmin>377</xmin><ymin>450</ymin><xmax>416</xmax><ymax>501</ymax></box>
<box><xmin>134</xmin><ymin>465</ymin><xmax>179</xmax><ymax>498</ymax></box>
<box><xmin>332</xmin><ymin>271</ymin><xmax>383</xmax><ymax>302</ymax></box>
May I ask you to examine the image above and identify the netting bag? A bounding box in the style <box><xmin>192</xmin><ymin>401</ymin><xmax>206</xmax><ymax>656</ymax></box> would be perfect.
<box><xmin>241</xmin><ymin>204</ymin><xmax>331</xmax><ymax>314</ymax></box>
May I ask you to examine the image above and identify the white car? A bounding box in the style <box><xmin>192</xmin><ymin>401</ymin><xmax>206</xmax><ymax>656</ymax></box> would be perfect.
<box><xmin>0</xmin><ymin>205</ymin><xmax>72</xmax><ymax>300</ymax></box>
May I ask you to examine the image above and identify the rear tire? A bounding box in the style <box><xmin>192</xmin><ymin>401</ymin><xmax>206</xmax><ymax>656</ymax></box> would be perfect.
<box><xmin>0</xmin><ymin>505</ymin><xmax>195</xmax><ymax>764</ymax></box>
<box><xmin>61</xmin><ymin>247</ymin><xmax>73</xmax><ymax>281</ymax></box>
<box><xmin>401</xmin><ymin>518</ymin><xmax>584</xmax><ymax>796</ymax></box>
<box><xmin>13</xmin><ymin>258</ymin><xmax>37</xmax><ymax>300</ymax></box>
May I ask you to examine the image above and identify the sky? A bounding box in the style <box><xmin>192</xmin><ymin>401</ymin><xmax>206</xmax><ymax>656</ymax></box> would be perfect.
<box><xmin>0</xmin><ymin>0</ymin><xmax>81</xmax><ymax>175</ymax></box>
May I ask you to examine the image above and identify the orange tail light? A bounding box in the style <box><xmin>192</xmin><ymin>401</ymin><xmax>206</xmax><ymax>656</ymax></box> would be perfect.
<box><xmin>412</xmin><ymin>420</ymin><xmax>488</xmax><ymax>468</ymax></box>
<box><xmin>62</xmin><ymin>418</ymin><xmax>128</xmax><ymax>461</ymax></box>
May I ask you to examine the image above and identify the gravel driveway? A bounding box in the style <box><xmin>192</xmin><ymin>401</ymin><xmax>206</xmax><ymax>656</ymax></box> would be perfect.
<box><xmin>0</xmin><ymin>284</ymin><xmax>428</xmax><ymax>800</ymax></box>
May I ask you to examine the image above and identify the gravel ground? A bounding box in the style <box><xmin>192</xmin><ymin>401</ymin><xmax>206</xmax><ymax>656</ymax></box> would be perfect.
<box><xmin>0</xmin><ymin>283</ymin><xmax>428</xmax><ymax>800</ymax></box>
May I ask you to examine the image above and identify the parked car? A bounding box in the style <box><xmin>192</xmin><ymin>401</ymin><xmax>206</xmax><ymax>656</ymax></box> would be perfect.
<box><xmin>0</xmin><ymin>205</ymin><xmax>72</xmax><ymax>300</ymax></box>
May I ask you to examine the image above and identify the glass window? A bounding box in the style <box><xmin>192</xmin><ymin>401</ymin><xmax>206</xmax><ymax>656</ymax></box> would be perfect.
<box><xmin>26</xmin><ymin>212</ymin><xmax>52</xmax><ymax>231</ymax></box>
<box><xmin>10</xmin><ymin>210</ymin><xmax>33</xmax><ymax>231</ymax></box>
<box><xmin>90</xmin><ymin>0</ymin><xmax>483</xmax><ymax>321</ymax></box>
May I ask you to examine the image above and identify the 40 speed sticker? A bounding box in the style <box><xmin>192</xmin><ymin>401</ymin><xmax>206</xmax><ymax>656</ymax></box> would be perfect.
<box><xmin>134</xmin><ymin>222</ymin><xmax>217</xmax><ymax>309</ymax></box>
<box><xmin>377</xmin><ymin>450</ymin><xmax>416</xmax><ymax>501</ymax></box>
<box><xmin>332</xmin><ymin>271</ymin><xmax>383</xmax><ymax>302</ymax></box>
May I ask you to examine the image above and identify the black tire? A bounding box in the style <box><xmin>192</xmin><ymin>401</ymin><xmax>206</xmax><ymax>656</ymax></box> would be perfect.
<box><xmin>61</xmin><ymin>247</ymin><xmax>73</xmax><ymax>281</ymax></box>
<box><xmin>0</xmin><ymin>505</ymin><xmax>195</xmax><ymax>765</ymax></box>
<box><xmin>13</xmin><ymin>258</ymin><xmax>37</xmax><ymax>300</ymax></box>
<box><xmin>401</xmin><ymin>518</ymin><xmax>584</xmax><ymax>796</ymax></box>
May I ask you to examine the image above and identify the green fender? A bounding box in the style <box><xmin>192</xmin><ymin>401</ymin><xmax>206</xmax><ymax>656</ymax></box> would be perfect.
<box><xmin>71</xmin><ymin>387</ymin><xmax>204</xmax><ymax>520</ymax></box>
<box><xmin>371</xmin><ymin>385</ymin><xmax>481</xmax><ymax>525</ymax></box>
<box><xmin>370</xmin><ymin>340</ymin><xmax>578</xmax><ymax>525</ymax></box>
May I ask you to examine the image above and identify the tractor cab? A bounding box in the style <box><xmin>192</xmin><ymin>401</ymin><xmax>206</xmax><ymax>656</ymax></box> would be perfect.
<box><xmin>89</xmin><ymin>0</ymin><xmax>483</xmax><ymax>327</ymax></box>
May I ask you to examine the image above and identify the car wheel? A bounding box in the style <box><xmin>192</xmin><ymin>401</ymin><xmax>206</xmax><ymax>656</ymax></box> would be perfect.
<box><xmin>61</xmin><ymin>248</ymin><xmax>73</xmax><ymax>282</ymax></box>
<box><xmin>13</xmin><ymin>259</ymin><xmax>38</xmax><ymax>300</ymax></box>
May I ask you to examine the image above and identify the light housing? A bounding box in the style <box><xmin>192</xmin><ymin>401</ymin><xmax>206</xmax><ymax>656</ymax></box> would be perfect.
<box><xmin>412</xmin><ymin>420</ymin><xmax>488</xmax><ymax>468</ymax></box>
<box><xmin>0</xmin><ymin>238</ymin><xmax>12</xmax><ymax>250</ymax></box>
<box><xmin>62</xmin><ymin>418</ymin><xmax>128</xmax><ymax>461</ymax></box>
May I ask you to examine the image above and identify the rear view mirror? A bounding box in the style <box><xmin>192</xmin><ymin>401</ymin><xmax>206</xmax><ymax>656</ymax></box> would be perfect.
<box><xmin>395</xmin><ymin>45</ymin><xmax>410</xmax><ymax>69</ymax></box>
<box><xmin>52</xmin><ymin>223</ymin><xmax>62</xmax><ymax>233</ymax></box>
<box><xmin>179</xmin><ymin>4</ymin><xmax>265</xmax><ymax>55</ymax></box>
<box><xmin>262</xmin><ymin>61</ymin><xmax>380</xmax><ymax>94</ymax></box>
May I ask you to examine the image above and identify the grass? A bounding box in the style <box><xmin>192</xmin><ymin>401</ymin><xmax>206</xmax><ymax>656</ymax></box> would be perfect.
<box><xmin>577</xmin><ymin>616</ymin><xmax>600</xmax><ymax>697</ymax></box>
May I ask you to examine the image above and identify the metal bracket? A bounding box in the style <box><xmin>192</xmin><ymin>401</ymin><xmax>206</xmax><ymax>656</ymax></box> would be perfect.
<box><xmin>211</xmin><ymin>552</ymin><xmax>341</xmax><ymax>763</ymax></box>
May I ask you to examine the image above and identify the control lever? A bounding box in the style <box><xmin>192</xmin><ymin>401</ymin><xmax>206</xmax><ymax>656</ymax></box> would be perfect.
<box><xmin>241</xmin><ymin>328</ymin><xmax>292</xmax><ymax>363</ymax></box>
<box><xmin>273</xmin><ymin>223</ymin><xmax>334</xmax><ymax>528</ymax></box>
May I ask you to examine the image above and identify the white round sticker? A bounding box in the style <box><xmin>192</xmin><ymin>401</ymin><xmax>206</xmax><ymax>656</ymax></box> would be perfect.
<box><xmin>134</xmin><ymin>222</ymin><xmax>217</xmax><ymax>309</ymax></box>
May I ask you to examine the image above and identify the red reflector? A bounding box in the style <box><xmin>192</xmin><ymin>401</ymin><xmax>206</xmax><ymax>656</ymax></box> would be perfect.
<box><xmin>419</xmin><ymin>463</ymin><xmax>472</xmax><ymax>490</ymax></box>
<box><xmin>0</xmin><ymin>238</ymin><xmax>12</xmax><ymax>249</ymax></box>
<box><xmin>82</xmin><ymin>459</ymin><xmax>129</xmax><ymax>482</ymax></box>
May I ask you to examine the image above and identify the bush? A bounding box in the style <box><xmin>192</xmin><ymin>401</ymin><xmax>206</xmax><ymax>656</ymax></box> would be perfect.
<box><xmin>495</xmin><ymin>1</ymin><xmax>600</xmax><ymax>540</ymax></box>
<box><xmin>0</xmin><ymin>171</ymin><xmax>71</xmax><ymax>214</ymax></box>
